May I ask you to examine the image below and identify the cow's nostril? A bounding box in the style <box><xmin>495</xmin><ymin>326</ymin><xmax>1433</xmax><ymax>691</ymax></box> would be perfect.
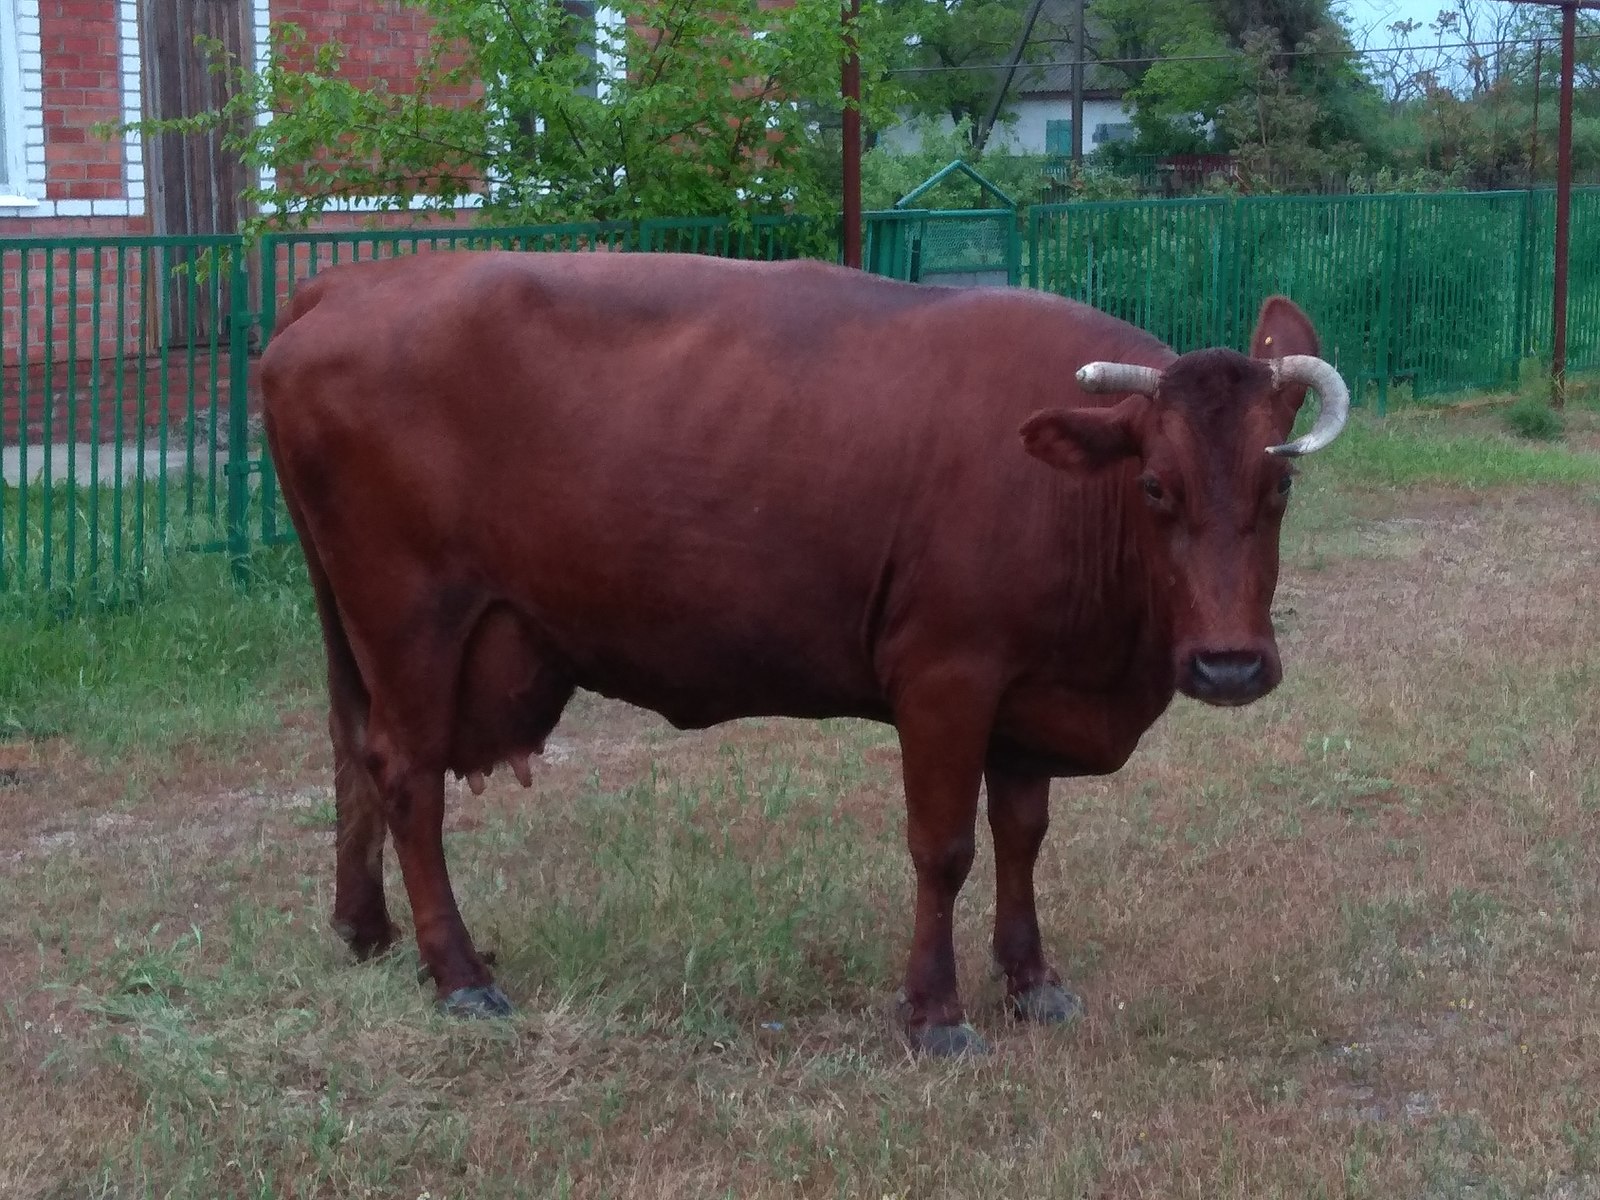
<box><xmin>1188</xmin><ymin>652</ymin><xmax>1266</xmax><ymax>699</ymax></box>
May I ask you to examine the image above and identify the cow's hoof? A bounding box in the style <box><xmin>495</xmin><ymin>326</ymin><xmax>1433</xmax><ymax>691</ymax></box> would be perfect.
<box><xmin>1008</xmin><ymin>982</ymin><xmax>1084</xmax><ymax>1025</ymax></box>
<box><xmin>439</xmin><ymin>984</ymin><xmax>514</xmax><ymax>1019</ymax></box>
<box><xmin>417</xmin><ymin>950</ymin><xmax>498</xmax><ymax>987</ymax></box>
<box><xmin>909</xmin><ymin>1022</ymin><xmax>991</xmax><ymax>1058</ymax></box>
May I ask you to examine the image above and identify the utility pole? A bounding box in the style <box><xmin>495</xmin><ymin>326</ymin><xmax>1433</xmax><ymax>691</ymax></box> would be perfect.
<box><xmin>1072</xmin><ymin>0</ymin><xmax>1085</xmax><ymax>165</ymax></box>
<box><xmin>974</xmin><ymin>0</ymin><xmax>1049</xmax><ymax>152</ymax></box>
<box><xmin>842</xmin><ymin>0</ymin><xmax>861</xmax><ymax>269</ymax></box>
<box><xmin>1508</xmin><ymin>0</ymin><xmax>1599</xmax><ymax>408</ymax></box>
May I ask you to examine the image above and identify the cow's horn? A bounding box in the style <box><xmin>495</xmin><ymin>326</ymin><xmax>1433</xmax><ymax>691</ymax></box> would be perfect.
<box><xmin>1265</xmin><ymin>355</ymin><xmax>1350</xmax><ymax>457</ymax></box>
<box><xmin>1077</xmin><ymin>362</ymin><xmax>1162</xmax><ymax>396</ymax></box>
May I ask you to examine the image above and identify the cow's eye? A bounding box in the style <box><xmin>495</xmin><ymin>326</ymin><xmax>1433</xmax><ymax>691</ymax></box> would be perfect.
<box><xmin>1140</xmin><ymin>476</ymin><xmax>1165</xmax><ymax>501</ymax></box>
<box><xmin>1276</xmin><ymin>474</ymin><xmax>1293</xmax><ymax>496</ymax></box>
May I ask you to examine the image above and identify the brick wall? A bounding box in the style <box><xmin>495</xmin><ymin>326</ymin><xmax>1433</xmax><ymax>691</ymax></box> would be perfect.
<box><xmin>262</xmin><ymin>0</ymin><xmax>481</xmax><ymax>194</ymax></box>
<box><xmin>39</xmin><ymin>0</ymin><xmax>128</xmax><ymax>202</ymax></box>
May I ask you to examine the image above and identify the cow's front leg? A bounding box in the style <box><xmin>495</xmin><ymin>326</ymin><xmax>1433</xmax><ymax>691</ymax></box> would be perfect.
<box><xmin>893</xmin><ymin>670</ymin><xmax>996</xmax><ymax>1057</ymax></box>
<box><xmin>985</xmin><ymin>764</ymin><xmax>1082</xmax><ymax>1025</ymax></box>
<box><xmin>367</xmin><ymin>730</ymin><xmax>507</xmax><ymax>1017</ymax></box>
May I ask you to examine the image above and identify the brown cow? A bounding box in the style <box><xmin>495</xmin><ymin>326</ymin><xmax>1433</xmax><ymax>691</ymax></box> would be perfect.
<box><xmin>261</xmin><ymin>251</ymin><xmax>1348</xmax><ymax>1057</ymax></box>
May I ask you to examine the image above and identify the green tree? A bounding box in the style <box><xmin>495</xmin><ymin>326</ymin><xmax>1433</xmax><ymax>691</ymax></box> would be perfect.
<box><xmin>885</xmin><ymin>0</ymin><xmax>1078</xmax><ymax>144</ymax></box>
<box><xmin>1092</xmin><ymin>0</ymin><xmax>1237</xmax><ymax>152</ymax></box>
<box><xmin>1087</xmin><ymin>0</ymin><xmax>1382</xmax><ymax>180</ymax></box>
<box><xmin>135</xmin><ymin>0</ymin><xmax>905</xmax><ymax>232</ymax></box>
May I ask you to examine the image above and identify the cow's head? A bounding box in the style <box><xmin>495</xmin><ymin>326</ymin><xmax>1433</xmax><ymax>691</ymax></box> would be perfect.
<box><xmin>1019</xmin><ymin>297</ymin><xmax>1349</xmax><ymax>707</ymax></box>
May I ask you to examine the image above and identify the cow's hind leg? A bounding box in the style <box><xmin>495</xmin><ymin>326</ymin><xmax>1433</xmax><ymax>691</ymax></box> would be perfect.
<box><xmin>297</xmin><ymin>529</ymin><xmax>397</xmax><ymax>961</ymax></box>
<box><xmin>330</xmin><ymin>703</ymin><xmax>396</xmax><ymax>958</ymax></box>
<box><xmin>985</xmin><ymin>765</ymin><xmax>1082</xmax><ymax>1025</ymax></box>
<box><xmin>362</xmin><ymin>718</ymin><xmax>510</xmax><ymax>1017</ymax></box>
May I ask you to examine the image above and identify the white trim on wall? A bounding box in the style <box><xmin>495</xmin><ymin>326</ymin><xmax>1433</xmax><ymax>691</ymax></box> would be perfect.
<box><xmin>118</xmin><ymin>0</ymin><xmax>143</xmax><ymax>209</ymax></box>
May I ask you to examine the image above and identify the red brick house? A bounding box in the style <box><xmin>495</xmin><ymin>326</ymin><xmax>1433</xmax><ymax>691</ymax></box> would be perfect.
<box><xmin>0</xmin><ymin>0</ymin><xmax>490</xmax><ymax>238</ymax></box>
<box><xmin>0</xmin><ymin>0</ymin><xmax>490</xmax><ymax>448</ymax></box>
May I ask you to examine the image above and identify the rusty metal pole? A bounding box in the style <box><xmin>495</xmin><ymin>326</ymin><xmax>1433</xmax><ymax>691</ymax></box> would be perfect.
<box><xmin>1550</xmin><ymin>0</ymin><xmax>1576</xmax><ymax>407</ymax></box>
<box><xmin>842</xmin><ymin>0</ymin><xmax>862</xmax><ymax>269</ymax></box>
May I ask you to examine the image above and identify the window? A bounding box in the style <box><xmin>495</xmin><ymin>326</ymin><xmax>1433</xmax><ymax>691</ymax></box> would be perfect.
<box><xmin>0</xmin><ymin>0</ymin><xmax>27</xmax><ymax>197</ymax></box>
<box><xmin>1044</xmin><ymin>119</ymin><xmax>1073</xmax><ymax>157</ymax></box>
<box><xmin>562</xmin><ymin>0</ymin><xmax>600</xmax><ymax>100</ymax></box>
<box><xmin>1092</xmin><ymin>122</ymin><xmax>1137</xmax><ymax>147</ymax></box>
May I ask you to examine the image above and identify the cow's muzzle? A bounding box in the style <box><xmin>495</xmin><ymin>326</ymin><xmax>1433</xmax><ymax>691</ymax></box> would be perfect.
<box><xmin>1181</xmin><ymin>650</ymin><xmax>1277</xmax><ymax>706</ymax></box>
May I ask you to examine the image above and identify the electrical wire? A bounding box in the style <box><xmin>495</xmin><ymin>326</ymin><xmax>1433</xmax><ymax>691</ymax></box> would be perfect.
<box><xmin>886</xmin><ymin>32</ymin><xmax>1600</xmax><ymax>76</ymax></box>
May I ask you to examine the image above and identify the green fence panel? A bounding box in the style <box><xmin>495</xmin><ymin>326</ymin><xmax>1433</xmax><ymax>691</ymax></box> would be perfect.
<box><xmin>1525</xmin><ymin>189</ymin><xmax>1600</xmax><ymax>378</ymax></box>
<box><xmin>1028</xmin><ymin>188</ymin><xmax>1598</xmax><ymax>405</ymax></box>
<box><xmin>639</xmin><ymin>214</ymin><xmax>824</xmax><ymax>260</ymax></box>
<box><xmin>1027</xmin><ymin>196</ymin><xmax>1230</xmax><ymax>352</ymax></box>
<box><xmin>1</xmin><ymin>235</ymin><xmax>242</xmax><ymax>606</ymax></box>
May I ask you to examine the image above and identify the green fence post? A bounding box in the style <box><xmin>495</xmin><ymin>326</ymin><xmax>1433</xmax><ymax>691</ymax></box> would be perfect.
<box><xmin>226</xmin><ymin>246</ymin><xmax>254</xmax><ymax>585</ymax></box>
<box><xmin>257</xmin><ymin>235</ymin><xmax>281</xmax><ymax>545</ymax></box>
<box><xmin>1008</xmin><ymin>209</ymin><xmax>1021</xmax><ymax>287</ymax></box>
<box><xmin>1377</xmin><ymin>196</ymin><xmax>1404</xmax><ymax>417</ymax></box>
<box><xmin>1514</xmin><ymin>189</ymin><xmax>1530</xmax><ymax>379</ymax></box>
<box><xmin>1027</xmin><ymin>206</ymin><xmax>1039</xmax><ymax>290</ymax></box>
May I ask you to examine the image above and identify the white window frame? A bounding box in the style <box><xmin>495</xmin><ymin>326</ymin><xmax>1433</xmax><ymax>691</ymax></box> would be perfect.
<box><xmin>0</xmin><ymin>0</ymin><xmax>43</xmax><ymax>207</ymax></box>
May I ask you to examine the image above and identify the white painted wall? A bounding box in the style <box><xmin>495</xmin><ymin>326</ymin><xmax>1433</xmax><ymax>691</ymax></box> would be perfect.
<box><xmin>878</xmin><ymin>97</ymin><xmax>1134</xmax><ymax>157</ymax></box>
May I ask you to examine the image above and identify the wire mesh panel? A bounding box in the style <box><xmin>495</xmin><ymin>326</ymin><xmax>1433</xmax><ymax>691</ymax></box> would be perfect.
<box><xmin>915</xmin><ymin>212</ymin><xmax>1015</xmax><ymax>286</ymax></box>
<box><xmin>1</xmin><ymin>236</ymin><xmax>241</xmax><ymax>605</ymax></box>
<box><xmin>864</xmin><ymin>210</ymin><xmax>1018</xmax><ymax>287</ymax></box>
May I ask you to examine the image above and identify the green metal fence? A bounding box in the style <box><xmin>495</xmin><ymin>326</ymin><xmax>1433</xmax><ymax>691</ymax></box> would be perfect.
<box><xmin>0</xmin><ymin>234</ymin><xmax>248</xmax><ymax>606</ymax></box>
<box><xmin>1029</xmin><ymin>187</ymin><xmax>1600</xmax><ymax>409</ymax></box>
<box><xmin>3</xmin><ymin>193</ymin><xmax>1597</xmax><ymax>603</ymax></box>
<box><xmin>1</xmin><ymin>214</ymin><xmax>821</xmax><ymax>605</ymax></box>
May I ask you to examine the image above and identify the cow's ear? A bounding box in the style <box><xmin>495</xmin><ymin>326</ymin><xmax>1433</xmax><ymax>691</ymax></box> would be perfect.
<box><xmin>1020</xmin><ymin>399</ymin><xmax>1143</xmax><ymax>473</ymax></box>
<box><xmin>1250</xmin><ymin>296</ymin><xmax>1320</xmax><ymax>418</ymax></box>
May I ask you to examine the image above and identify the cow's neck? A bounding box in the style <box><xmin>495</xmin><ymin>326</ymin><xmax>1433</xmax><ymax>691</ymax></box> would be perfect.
<box><xmin>1041</xmin><ymin>467</ymin><xmax>1174</xmax><ymax>692</ymax></box>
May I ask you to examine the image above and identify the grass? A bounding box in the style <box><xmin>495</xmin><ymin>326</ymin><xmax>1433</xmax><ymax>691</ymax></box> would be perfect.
<box><xmin>1</xmin><ymin>399</ymin><xmax>1599</xmax><ymax>1197</ymax></box>
<box><xmin>1503</xmin><ymin>396</ymin><xmax>1566</xmax><ymax>443</ymax></box>
<box><xmin>0</xmin><ymin>547</ymin><xmax>321</xmax><ymax>754</ymax></box>
<box><xmin>1314</xmin><ymin>409</ymin><xmax>1600</xmax><ymax>491</ymax></box>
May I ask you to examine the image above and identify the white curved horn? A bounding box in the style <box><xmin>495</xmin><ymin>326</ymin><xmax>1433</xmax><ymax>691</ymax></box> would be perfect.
<box><xmin>1077</xmin><ymin>362</ymin><xmax>1162</xmax><ymax>396</ymax></box>
<box><xmin>1265</xmin><ymin>355</ymin><xmax>1350</xmax><ymax>457</ymax></box>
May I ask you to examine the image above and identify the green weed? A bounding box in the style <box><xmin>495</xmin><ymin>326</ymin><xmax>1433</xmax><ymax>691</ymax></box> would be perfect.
<box><xmin>1502</xmin><ymin>395</ymin><xmax>1565</xmax><ymax>442</ymax></box>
